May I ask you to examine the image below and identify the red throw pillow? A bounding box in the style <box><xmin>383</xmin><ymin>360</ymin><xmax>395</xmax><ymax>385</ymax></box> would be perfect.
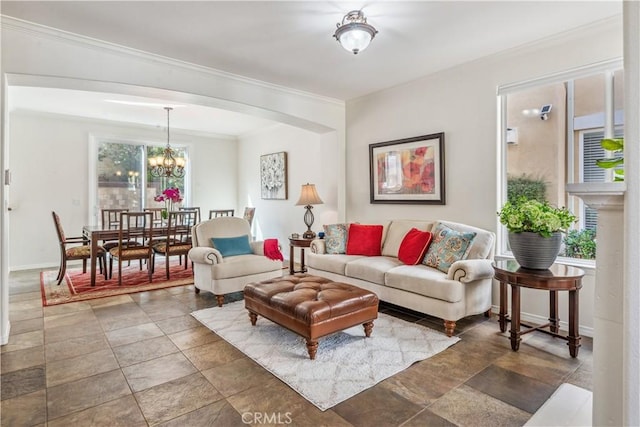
<box><xmin>346</xmin><ymin>224</ymin><xmax>384</xmax><ymax>256</ymax></box>
<box><xmin>398</xmin><ymin>228</ymin><xmax>433</xmax><ymax>265</ymax></box>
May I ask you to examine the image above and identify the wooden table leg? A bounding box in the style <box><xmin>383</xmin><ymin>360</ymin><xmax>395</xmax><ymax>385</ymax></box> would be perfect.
<box><xmin>300</xmin><ymin>248</ymin><xmax>306</xmax><ymax>273</ymax></box>
<box><xmin>549</xmin><ymin>290</ymin><xmax>559</xmax><ymax>333</ymax></box>
<box><xmin>289</xmin><ymin>244</ymin><xmax>295</xmax><ymax>275</ymax></box>
<box><xmin>89</xmin><ymin>231</ymin><xmax>98</xmax><ymax>287</ymax></box>
<box><xmin>499</xmin><ymin>280</ymin><xmax>508</xmax><ymax>332</ymax></box>
<box><xmin>568</xmin><ymin>289</ymin><xmax>581</xmax><ymax>357</ymax></box>
<box><xmin>509</xmin><ymin>285</ymin><xmax>521</xmax><ymax>351</ymax></box>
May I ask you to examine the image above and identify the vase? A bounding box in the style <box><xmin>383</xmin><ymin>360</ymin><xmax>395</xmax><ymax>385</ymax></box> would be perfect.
<box><xmin>508</xmin><ymin>231</ymin><xmax>562</xmax><ymax>270</ymax></box>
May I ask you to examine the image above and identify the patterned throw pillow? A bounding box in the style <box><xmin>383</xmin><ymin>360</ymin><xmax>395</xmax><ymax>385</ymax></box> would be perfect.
<box><xmin>323</xmin><ymin>223</ymin><xmax>349</xmax><ymax>254</ymax></box>
<box><xmin>423</xmin><ymin>223</ymin><xmax>476</xmax><ymax>273</ymax></box>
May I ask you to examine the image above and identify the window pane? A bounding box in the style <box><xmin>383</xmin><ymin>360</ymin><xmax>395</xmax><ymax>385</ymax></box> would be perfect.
<box><xmin>97</xmin><ymin>141</ymin><xmax>143</xmax><ymax>225</ymax></box>
<box><xmin>503</xmin><ymin>70</ymin><xmax>622</xmax><ymax>261</ymax></box>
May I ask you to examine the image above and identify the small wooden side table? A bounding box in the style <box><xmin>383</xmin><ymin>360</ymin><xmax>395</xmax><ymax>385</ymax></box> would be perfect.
<box><xmin>493</xmin><ymin>260</ymin><xmax>585</xmax><ymax>357</ymax></box>
<box><xmin>289</xmin><ymin>238</ymin><xmax>313</xmax><ymax>275</ymax></box>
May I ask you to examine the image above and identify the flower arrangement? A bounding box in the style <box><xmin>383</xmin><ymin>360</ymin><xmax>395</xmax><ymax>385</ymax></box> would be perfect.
<box><xmin>154</xmin><ymin>187</ymin><xmax>183</xmax><ymax>218</ymax></box>
<box><xmin>498</xmin><ymin>198</ymin><xmax>576</xmax><ymax>238</ymax></box>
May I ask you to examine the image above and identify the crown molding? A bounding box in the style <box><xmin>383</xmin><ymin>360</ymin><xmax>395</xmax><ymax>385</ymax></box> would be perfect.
<box><xmin>0</xmin><ymin>15</ymin><xmax>345</xmax><ymax>107</ymax></box>
<box><xmin>10</xmin><ymin>109</ymin><xmax>238</xmax><ymax>142</ymax></box>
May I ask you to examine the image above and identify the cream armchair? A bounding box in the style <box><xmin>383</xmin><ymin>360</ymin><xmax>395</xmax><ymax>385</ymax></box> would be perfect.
<box><xmin>188</xmin><ymin>217</ymin><xmax>283</xmax><ymax>306</ymax></box>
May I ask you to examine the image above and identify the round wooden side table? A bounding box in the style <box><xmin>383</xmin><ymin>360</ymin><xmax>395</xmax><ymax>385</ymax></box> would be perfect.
<box><xmin>288</xmin><ymin>238</ymin><xmax>313</xmax><ymax>275</ymax></box>
<box><xmin>493</xmin><ymin>260</ymin><xmax>585</xmax><ymax>357</ymax></box>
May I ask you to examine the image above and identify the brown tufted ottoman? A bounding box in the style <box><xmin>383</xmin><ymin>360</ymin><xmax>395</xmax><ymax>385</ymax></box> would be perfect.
<box><xmin>244</xmin><ymin>274</ymin><xmax>379</xmax><ymax>360</ymax></box>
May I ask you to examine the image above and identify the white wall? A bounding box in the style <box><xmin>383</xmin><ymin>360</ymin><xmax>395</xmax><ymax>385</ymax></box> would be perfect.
<box><xmin>8</xmin><ymin>111</ymin><xmax>237</xmax><ymax>270</ymax></box>
<box><xmin>237</xmin><ymin>124</ymin><xmax>339</xmax><ymax>260</ymax></box>
<box><xmin>345</xmin><ymin>20</ymin><xmax>622</xmax><ymax>335</ymax></box>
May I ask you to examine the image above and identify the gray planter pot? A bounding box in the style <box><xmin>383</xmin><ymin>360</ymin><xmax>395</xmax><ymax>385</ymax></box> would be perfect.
<box><xmin>508</xmin><ymin>231</ymin><xmax>562</xmax><ymax>270</ymax></box>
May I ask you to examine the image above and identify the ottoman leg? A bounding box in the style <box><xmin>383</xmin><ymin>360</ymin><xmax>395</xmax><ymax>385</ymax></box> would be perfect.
<box><xmin>248</xmin><ymin>311</ymin><xmax>257</xmax><ymax>326</ymax></box>
<box><xmin>363</xmin><ymin>321</ymin><xmax>374</xmax><ymax>337</ymax></box>
<box><xmin>306</xmin><ymin>340</ymin><xmax>318</xmax><ymax>360</ymax></box>
<box><xmin>215</xmin><ymin>295</ymin><xmax>224</xmax><ymax>307</ymax></box>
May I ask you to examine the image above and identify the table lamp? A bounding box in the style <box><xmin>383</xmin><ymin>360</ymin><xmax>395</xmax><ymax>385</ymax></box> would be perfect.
<box><xmin>295</xmin><ymin>183</ymin><xmax>323</xmax><ymax>239</ymax></box>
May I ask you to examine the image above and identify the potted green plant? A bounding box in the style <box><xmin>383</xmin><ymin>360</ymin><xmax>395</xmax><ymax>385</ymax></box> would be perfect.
<box><xmin>498</xmin><ymin>198</ymin><xmax>576</xmax><ymax>269</ymax></box>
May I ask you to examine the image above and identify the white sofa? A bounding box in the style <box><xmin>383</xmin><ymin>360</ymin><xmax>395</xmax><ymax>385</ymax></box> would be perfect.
<box><xmin>307</xmin><ymin>220</ymin><xmax>496</xmax><ymax>336</ymax></box>
<box><xmin>188</xmin><ymin>217</ymin><xmax>283</xmax><ymax>306</ymax></box>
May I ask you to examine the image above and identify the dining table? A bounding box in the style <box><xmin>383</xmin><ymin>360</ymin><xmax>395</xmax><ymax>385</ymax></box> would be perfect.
<box><xmin>82</xmin><ymin>224</ymin><xmax>169</xmax><ymax>287</ymax></box>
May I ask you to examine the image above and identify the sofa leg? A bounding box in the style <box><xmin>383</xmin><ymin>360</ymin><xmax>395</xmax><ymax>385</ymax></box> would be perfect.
<box><xmin>194</xmin><ymin>287</ymin><xmax>200</xmax><ymax>294</ymax></box>
<box><xmin>215</xmin><ymin>295</ymin><xmax>224</xmax><ymax>307</ymax></box>
<box><xmin>444</xmin><ymin>320</ymin><xmax>456</xmax><ymax>337</ymax></box>
<box><xmin>484</xmin><ymin>309</ymin><xmax>492</xmax><ymax>318</ymax></box>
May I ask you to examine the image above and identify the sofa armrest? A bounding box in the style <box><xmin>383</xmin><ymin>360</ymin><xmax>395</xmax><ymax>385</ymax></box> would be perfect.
<box><xmin>447</xmin><ymin>259</ymin><xmax>494</xmax><ymax>283</ymax></box>
<box><xmin>310</xmin><ymin>239</ymin><xmax>326</xmax><ymax>254</ymax></box>
<box><xmin>188</xmin><ymin>247</ymin><xmax>223</xmax><ymax>265</ymax></box>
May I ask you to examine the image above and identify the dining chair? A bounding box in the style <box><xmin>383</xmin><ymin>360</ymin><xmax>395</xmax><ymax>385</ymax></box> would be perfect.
<box><xmin>143</xmin><ymin>207</ymin><xmax>165</xmax><ymax>227</ymax></box>
<box><xmin>109</xmin><ymin>211</ymin><xmax>155</xmax><ymax>286</ymax></box>
<box><xmin>52</xmin><ymin>211</ymin><xmax>106</xmax><ymax>285</ymax></box>
<box><xmin>100</xmin><ymin>208</ymin><xmax>129</xmax><ymax>251</ymax></box>
<box><xmin>152</xmin><ymin>210</ymin><xmax>196</xmax><ymax>279</ymax></box>
<box><xmin>243</xmin><ymin>207</ymin><xmax>256</xmax><ymax>226</ymax></box>
<box><xmin>179</xmin><ymin>206</ymin><xmax>201</xmax><ymax>224</ymax></box>
<box><xmin>209</xmin><ymin>209</ymin><xmax>234</xmax><ymax>219</ymax></box>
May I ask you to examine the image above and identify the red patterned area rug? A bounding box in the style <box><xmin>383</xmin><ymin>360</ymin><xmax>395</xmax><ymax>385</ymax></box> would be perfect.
<box><xmin>40</xmin><ymin>260</ymin><xmax>193</xmax><ymax>306</ymax></box>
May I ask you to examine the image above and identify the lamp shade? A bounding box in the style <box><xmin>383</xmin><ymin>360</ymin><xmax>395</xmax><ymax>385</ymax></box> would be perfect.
<box><xmin>296</xmin><ymin>184</ymin><xmax>323</xmax><ymax>206</ymax></box>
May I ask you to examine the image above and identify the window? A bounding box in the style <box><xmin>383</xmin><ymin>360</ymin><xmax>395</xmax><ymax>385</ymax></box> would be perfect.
<box><xmin>498</xmin><ymin>60</ymin><xmax>623</xmax><ymax>262</ymax></box>
<box><xmin>93</xmin><ymin>139</ymin><xmax>187</xmax><ymax>226</ymax></box>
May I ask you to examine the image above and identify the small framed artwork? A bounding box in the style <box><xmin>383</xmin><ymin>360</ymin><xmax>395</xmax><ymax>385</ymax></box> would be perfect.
<box><xmin>260</xmin><ymin>152</ymin><xmax>288</xmax><ymax>200</ymax></box>
<box><xmin>369</xmin><ymin>132</ymin><xmax>445</xmax><ymax>204</ymax></box>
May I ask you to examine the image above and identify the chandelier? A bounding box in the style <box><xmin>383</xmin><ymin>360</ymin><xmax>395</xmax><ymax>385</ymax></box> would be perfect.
<box><xmin>333</xmin><ymin>10</ymin><xmax>378</xmax><ymax>55</ymax></box>
<box><xmin>149</xmin><ymin>107</ymin><xmax>186</xmax><ymax>178</ymax></box>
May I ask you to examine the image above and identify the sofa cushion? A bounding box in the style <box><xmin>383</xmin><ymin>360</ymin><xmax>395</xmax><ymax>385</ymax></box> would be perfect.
<box><xmin>346</xmin><ymin>224</ymin><xmax>383</xmax><ymax>256</ymax></box>
<box><xmin>323</xmin><ymin>223</ymin><xmax>349</xmax><ymax>254</ymax></box>
<box><xmin>398</xmin><ymin>228</ymin><xmax>433</xmax><ymax>265</ymax></box>
<box><xmin>423</xmin><ymin>223</ymin><xmax>476</xmax><ymax>273</ymax></box>
<box><xmin>211</xmin><ymin>235</ymin><xmax>252</xmax><ymax>257</ymax></box>
<box><xmin>307</xmin><ymin>253</ymin><xmax>365</xmax><ymax>275</ymax></box>
<box><xmin>437</xmin><ymin>220</ymin><xmax>495</xmax><ymax>260</ymax></box>
<box><xmin>381</xmin><ymin>220</ymin><xmax>435</xmax><ymax>257</ymax></box>
<box><xmin>211</xmin><ymin>254</ymin><xmax>282</xmax><ymax>279</ymax></box>
<box><xmin>345</xmin><ymin>256</ymin><xmax>402</xmax><ymax>285</ymax></box>
<box><xmin>385</xmin><ymin>265</ymin><xmax>464</xmax><ymax>303</ymax></box>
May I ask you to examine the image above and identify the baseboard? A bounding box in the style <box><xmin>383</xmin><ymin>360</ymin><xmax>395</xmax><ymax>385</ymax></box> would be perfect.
<box><xmin>0</xmin><ymin>320</ymin><xmax>10</xmax><ymax>345</ymax></box>
<box><xmin>490</xmin><ymin>305</ymin><xmax>593</xmax><ymax>338</ymax></box>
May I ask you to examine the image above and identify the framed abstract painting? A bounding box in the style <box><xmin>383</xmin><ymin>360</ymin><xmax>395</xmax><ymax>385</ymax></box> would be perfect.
<box><xmin>260</xmin><ymin>152</ymin><xmax>288</xmax><ymax>200</ymax></box>
<box><xmin>369</xmin><ymin>133</ymin><xmax>445</xmax><ymax>204</ymax></box>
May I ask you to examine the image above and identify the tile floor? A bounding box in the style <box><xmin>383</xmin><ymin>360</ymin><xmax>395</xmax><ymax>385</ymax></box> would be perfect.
<box><xmin>1</xmin><ymin>269</ymin><xmax>592</xmax><ymax>426</ymax></box>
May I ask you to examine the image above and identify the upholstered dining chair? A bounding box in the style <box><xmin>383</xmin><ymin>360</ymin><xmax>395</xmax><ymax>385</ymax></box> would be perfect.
<box><xmin>152</xmin><ymin>210</ymin><xmax>196</xmax><ymax>279</ymax></box>
<box><xmin>209</xmin><ymin>209</ymin><xmax>234</xmax><ymax>219</ymax></box>
<box><xmin>109</xmin><ymin>211</ymin><xmax>155</xmax><ymax>286</ymax></box>
<box><xmin>143</xmin><ymin>207</ymin><xmax>165</xmax><ymax>227</ymax></box>
<box><xmin>52</xmin><ymin>211</ymin><xmax>106</xmax><ymax>285</ymax></box>
<box><xmin>100</xmin><ymin>208</ymin><xmax>129</xmax><ymax>251</ymax></box>
<box><xmin>179</xmin><ymin>206</ymin><xmax>201</xmax><ymax>224</ymax></box>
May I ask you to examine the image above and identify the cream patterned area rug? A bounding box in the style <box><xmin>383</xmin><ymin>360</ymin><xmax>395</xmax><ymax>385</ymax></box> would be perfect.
<box><xmin>192</xmin><ymin>301</ymin><xmax>460</xmax><ymax>411</ymax></box>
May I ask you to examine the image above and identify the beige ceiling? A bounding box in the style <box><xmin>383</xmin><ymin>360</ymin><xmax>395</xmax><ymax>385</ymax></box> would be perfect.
<box><xmin>1</xmin><ymin>1</ymin><xmax>623</xmax><ymax>134</ymax></box>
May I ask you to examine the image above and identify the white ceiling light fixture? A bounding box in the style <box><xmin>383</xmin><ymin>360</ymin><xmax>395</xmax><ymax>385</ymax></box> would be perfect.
<box><xmin>333</xmin><ymin>10</ymin><xmax>378</xmax><ymax>55</ymax></box>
